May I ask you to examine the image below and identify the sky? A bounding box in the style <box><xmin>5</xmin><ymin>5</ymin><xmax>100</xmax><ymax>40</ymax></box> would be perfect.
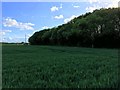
<box><xmin>1</xmin><ymin>0</ymin><xmax>119</xmax><ymax>43</ymax></box>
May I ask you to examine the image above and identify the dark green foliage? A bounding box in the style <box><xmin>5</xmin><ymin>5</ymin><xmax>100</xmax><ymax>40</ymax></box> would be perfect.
<box><xmin>2</xmin><ymin>45</ymin><xmax>118</xmax><ymax>88</ymax></box>
<box><xmin>29</xmin><ymin>8</ymin><xmax>120</xmax><ymax>48</ymax></box>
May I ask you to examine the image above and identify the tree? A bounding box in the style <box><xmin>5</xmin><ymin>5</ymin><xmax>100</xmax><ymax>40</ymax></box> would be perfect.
<box><xmin>29</xmin><ymin>8</ymin><xmax>120</xmax><ymax>48</ymax></box>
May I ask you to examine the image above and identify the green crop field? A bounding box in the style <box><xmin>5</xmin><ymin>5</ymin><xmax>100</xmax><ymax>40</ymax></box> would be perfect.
<box><xmin>2</xmin><ymin>44</ymin><xmax>119</xmax><ymax>88</ymax></box>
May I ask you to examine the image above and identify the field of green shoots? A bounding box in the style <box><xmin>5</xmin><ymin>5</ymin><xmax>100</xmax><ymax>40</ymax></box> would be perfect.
<box><xmin>2</xmin><ymin>44</ymin><xmax>119</xmax><ymax>88</ymax></box>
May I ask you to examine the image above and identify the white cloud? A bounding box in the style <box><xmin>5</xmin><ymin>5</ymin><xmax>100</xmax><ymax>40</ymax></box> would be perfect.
<box><xmin>51</xmin><ymin>6</ymin><xmax>59</xmax><ymax>12</ymax></box>
<box><xmin>54</xmin><ymin>15</ymin><xmax>64</xmax><ymax>19</ymax></box>
<box><xmin>105</xmin><ymin>1</ymin><xmax>119</xmax><ymax>8</ymax></box>
<box><xmin>18</xmin><ymin>23</ymin><xmax>35</xmax><ymax>30</ymax></box>
<box><xmin>0</xmin><ymin>31</ymin><xmax>5</xmax><ymax>36</ymax></box>
<box><xmin>3</xmin><ymin>17</ymin><xmax>35</xmax><ymax>30</ymax></box>
<box><xmin>60</xmin><ymin>4</ymin><xmax>63</xmax><ymax>9</ymax></box>
<box><xmin>86</xmin><ymin>0</ymin><xmax>119</xmax><ymax>12</ymax></box>
<box><xmin>0</xmin><ymin>30</ymin><xmax>12</xmax><ymax>36</ymax></box>
<box><xmin>41</xmin><ymin>26</ymin><xmax>53</xmax><ymax>30</ymax></box>
<box><xmin>88</xmin><ymin>0</ymin><xmax>100</xmax><ymax>4</ymax></box>
<box><xmin>1</xmin><ymin>37</ymin><xmax>12</xmax><ymax>42</ymax></box>
<box><xmin>51</xmin><ymin>4</ymin><xmax>63</xmax><ymax>12</ymax></box>
<box><xmin>8</xmin><ymin>37</ymin><xmax>13</xmax><ymax>40</ymax></box>
<box><xmin>73</xmin><ymin>5</ymin><xmax>80</xmax><ymax>8</ymax></box>
<box><xmin>86</xmin><ymin>7</ymin><xmax>94</xmax><ymax>12</ymax></box>
<box><xmin>2</xmin><ymin>37</ymin><xmax>23</xmax><ymax>43</ymax></box>
<box><xmin>72</xmin><ymin>4</ymin><xmax>80</xmax><ymax>8</ymax></box>
<box><xmin>88</xmin><ymin>0</ymin><xmax>119</xmax><ymax>8</ymax></box>
<box><xmin>86</xmin><ymin>5</ymin><xmax>101</xmax><ymax>12</ymax></box>
<box><xmin>3</xmin><ymin>18</ymin><xmax>18</xmax><ymax>27</ymax></box>
<box><xmin>64</xmin><ymin>15</ymin><xmax>78</xmax><ymax>23</ymax></box>
<box><xmin>27</xmin><ymin>34</ymin><xmax>33</xmax><ymax>37</ymax></box>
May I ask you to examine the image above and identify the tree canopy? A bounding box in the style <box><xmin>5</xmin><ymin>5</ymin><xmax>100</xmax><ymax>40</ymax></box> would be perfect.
<box><xmin>29</xmin><ymin>8</ymin><xmax>120</xmax><ymax>48</ymax></box>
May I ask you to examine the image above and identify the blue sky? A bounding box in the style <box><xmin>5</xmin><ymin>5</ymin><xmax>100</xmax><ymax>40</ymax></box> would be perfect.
<box><xmin>1</xmin><ymin>0</ymin><xmax>119</xmax><ymax>43</ymax></box>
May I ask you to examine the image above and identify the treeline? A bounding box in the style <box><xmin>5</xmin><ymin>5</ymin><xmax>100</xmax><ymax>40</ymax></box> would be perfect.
<box><xmin>29</xmin><ymin>8</ymin><xmax>120</xmax><ymax>48</ymax></box>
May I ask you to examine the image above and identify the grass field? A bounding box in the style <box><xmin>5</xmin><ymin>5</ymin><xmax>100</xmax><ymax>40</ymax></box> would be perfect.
<box><xmin>2</xmin><ymin>44</ymin><xmax>119</xmax><ymax>88</ymax></box>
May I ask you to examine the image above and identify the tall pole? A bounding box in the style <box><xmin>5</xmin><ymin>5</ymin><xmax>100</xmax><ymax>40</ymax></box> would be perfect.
<box><xmin>25</xmin><ymin>34</ymin><xmax>26</xmax><ymax>44</ymax></box>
